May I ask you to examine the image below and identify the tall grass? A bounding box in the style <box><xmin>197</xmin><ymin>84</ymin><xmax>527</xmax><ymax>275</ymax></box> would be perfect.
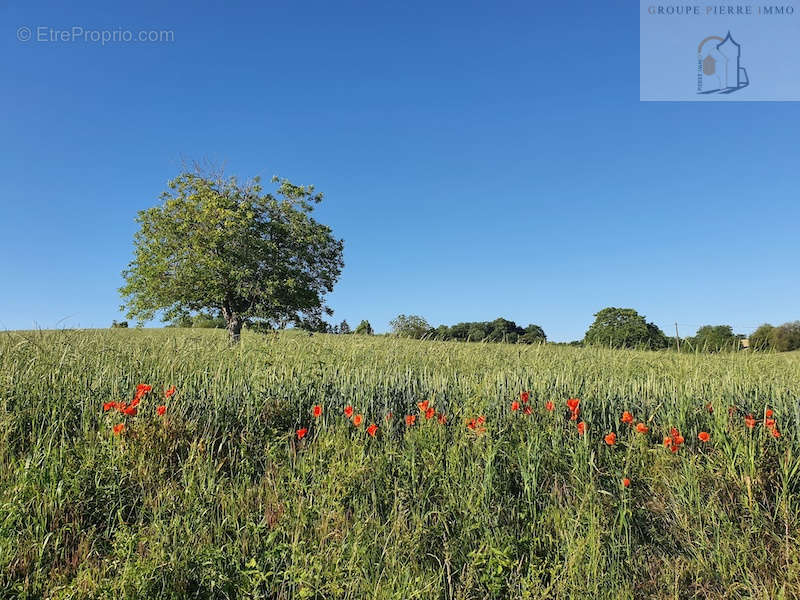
<box><xmin>1</xmin><ymin>329</ymin><xmax>799</xmax><ymax>599</ymax></box>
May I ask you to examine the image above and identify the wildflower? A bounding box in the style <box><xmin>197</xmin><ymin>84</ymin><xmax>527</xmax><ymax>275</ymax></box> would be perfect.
<box><xmin>663</xmin><ymin>436</ymin><xmax>672</xmax><ymax>447</ymax></box>
<box><xmin>520</xmin><ymin>391</ymin><xmax>530</xmax><ymax>404</ymax></box>
<box><xmin>165</xmin><ymin>386</ymin><xmax>176</xmax><ymax>399</ymax></box>
<box><xmin>698</xmin><ymin>431</ymin><xmax>709</xmax><ymax>442</ymax></box>
<box><xmin>122</xmin><ymin>405</ymin><xmax>137</xmax><ymax>417</ymax></box>
<box><xmin>523</xmin><ymin>406</ymin><xmax>532</xmax><ymax>415</ymax></box>
<box><xmin>706</xmin><ymin>402</ymin><xmax>713</xmax><ymax>413</ymax></box>
<box><xmin>296</xmin><ymin>428</ymin><xmax>308</xmax><ymax>440</ymax></box>
<box><xmin>353</xmin><ymin>414</ymin><xmax>364</xmax><ymax>427</ymax></box>
<box><xmin>129</xmin><ymin>396</ymin><xmax>141</xmax><ymax>409</ymax></box>
<box><xmin>545</xmin><ymin>401</ymin><xmax>554</xmax><ymax>411</ymax></box>
<box><xmin>425</xmin><ymin>407</ymin><xmax>435</xmax><ymax>420</ymax></box>
<box><xmin>765</xmin><ymin>418</ymin><xmax>776</xmax><ymax>429</ymax></box>
<box><xmin>674</xmin><ymin>435</ymin><xmax>684</xmax><ymax>445</ymax></box>
<box><xmin>621</xmin><ymin>411</ymin><xmax>634</xmax><ymax>424</ymax></box>
<box><xmin>570</xmin><ymin>410</ymin><xmax>579</xmax><ymax>421</ymax></box>
<box><xmin>156</xmin><ymin>405</ymin><xmax>166</xmax><ymax>416</ymax></box>
<box><xmin>476</xmin><ymin>416</ymin><xmax>486</xmax><ymax>425</ymax></box>
<box><xmin>622</xmin><ymin>478</ymin><xmax>630</xmax><ymax>488</ymax></box>
<box><xmin>604</xmin><ymin>432</ymin><xmax>616</xmax><ymax>446</ymax></box>
<box><xmin>766</xmin><ymin>409</ymin><xmax>774</xmax><ymax>418</ymax></box>
<box><xmin>772</xmin><ymin>428</ymin><xmax>781</xmax><ymax>438</ymax></box>
<box><xmin>312</xmin><ymin>405</ymin><xmax>322</xmax><ymax>418</ymax></box>
<box><xmin>437</xmin><ymin>413</ymin><xmax>447</xmax><ymax>424</ymax></box>
<box><xmin>405</xmin><ymin>415</ymin><xmax>416</xmax><ymax>427</ymax></box>
<box><xmin>103</xmin><ymin>402</ymin><xmax>116</xmax><ymax>411</ymax></box>
<box><xmin>635</xmin><ymin>422</ymin><xmax>649</xmax><ymax>434</ymax></box>
<box><xmin>566</xmin><ymin>398</ymin><xmax>580</xmax><ymax>412</ymax></box>
<box><xmin>577</xmin><ymin>421</ymin><xmax>585</xmax><ymax>435</ymax></box>
<box><xmin>511</xmin><ymin>401</ymin><xmax>520</xmax><ymax>412</ymax></box>
<box><xmin>417</xmin><ymin>400</ymin><xmax>429</xmax><ymax>412</ymax></box>
<box><xmin>670</xmin><ymin>444</ymin><xmax>678</xmax><ymax>453</ymax></box>
<box><xmin>744</xmin><ymin>415</ymin><xmax>756</xmax><ymax>429</ymax></box>
<box><xmin>466</xmin><ymin>418</ymin><xmax>477</xmax><ymax>430</ymax></box>
<box><xmin>344</xmin><ymin>406</ymin><xmax>354</xmax><ymax>419</ymax></box>
<box><xmin>113</xmin><ymin>423</ymin><xmax>125</xmax><ymax>435</ymax></box>
<box><xmin>367</xmin><ymin>423</ymin><xmax>378</xmax><ymax>437</ymax></box>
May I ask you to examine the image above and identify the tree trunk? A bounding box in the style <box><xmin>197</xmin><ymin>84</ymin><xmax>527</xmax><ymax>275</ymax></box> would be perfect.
<box><xmin>224</xmin><ymin>309</ymin><xmax>243</xmax><ymax>344</ymax></box>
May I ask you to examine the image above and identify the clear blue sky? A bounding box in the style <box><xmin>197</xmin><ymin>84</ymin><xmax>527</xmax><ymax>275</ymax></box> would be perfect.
<box><xmin>1</xmin><ymin>1</ymin><xmax>797</xmax><ymax>341</ymax></box>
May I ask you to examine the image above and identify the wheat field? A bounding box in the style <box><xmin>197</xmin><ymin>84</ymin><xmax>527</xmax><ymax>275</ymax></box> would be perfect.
<box><xmin>1</xmin><ymin>329</ymin><xmax>799</xmax><ymax>599</ymax></box>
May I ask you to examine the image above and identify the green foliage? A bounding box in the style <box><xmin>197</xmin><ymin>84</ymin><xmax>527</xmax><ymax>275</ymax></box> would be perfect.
<box><xmin>111</xmin><ymin>320</ymin><xmax>129</xmax><ymax>328</ymax></box>
<box><xmin>584</xmin><ymin>307</ymin><xmax>667</xmax><ymax>349</ymax></box>
<box><xmin>434</xmin><ymin>318</ymin><xmax>546</xmax><ymax>344</ymax></box>
<box><xmin>354</xmin><ymin>320</ymin><xmax>373</xmax><ymax>335</ymax></box>
<box><xmin>1</xmin><ymin>329</ymin><xmax>799</xmax><ymax>598</ymax></box>
<box><xmin>338</xmin><ymin>320</ymin><xmax>351</xmax><ymax>334</ymax></box>
<box><xmin>120</xmin><ymin>169</ymin><xmax>344</xmax><ymax>342</ymax></box>
<box><xmin>749</xmin><ymin>324</ymin><xmax>775</xmax><ymax>351</ymax></box>
<box><xmin>772</xmin><ymin>321</ymin><xmax>800</xmax><ymax>352</ymax></box>
<box><xmin>689</xmin><ymin>324</ymin><xmax>739</xmax><ymax>352</ymax></box>
<box><xmin>389</xmin><ymin>314</ymin><xmax>431</xmax><ymax>338</ymax></box>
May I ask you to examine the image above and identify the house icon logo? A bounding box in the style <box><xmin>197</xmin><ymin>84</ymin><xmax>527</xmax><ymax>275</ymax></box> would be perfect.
<box><xmin>697</xmin><ymin>32</ymin><xmax>750</xmax><ymax>94</ymax></box>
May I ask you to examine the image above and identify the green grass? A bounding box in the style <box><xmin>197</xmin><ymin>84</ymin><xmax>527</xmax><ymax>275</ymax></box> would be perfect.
<box><xmin>1</xmin><ymin>328</ymin><xmax>799</xmax><ymax>599</ymax></box>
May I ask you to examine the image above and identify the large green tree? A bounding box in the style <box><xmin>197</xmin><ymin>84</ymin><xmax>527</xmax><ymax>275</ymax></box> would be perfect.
<box><xmin>120</xmin><ymin>170</ymin><xmax>344</xmax><ymax>343</ymax></box>
<box><xmin>584</xmin><ymin>307</ymin><xmax>667</xmax><ymax>349</ymax></box>
<box><xmin>389</xmin><ymin>314</ymin><xmax>431</xmax><ymax>339</ymax></box>
<box><xmin>691</xmin><ymin>325</ymin><xmax>738</xmax><ymax>352</ymax></box>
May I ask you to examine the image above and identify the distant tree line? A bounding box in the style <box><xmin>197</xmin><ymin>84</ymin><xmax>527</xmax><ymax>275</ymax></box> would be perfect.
<box><xmin>389</xmin><ymin>314</ymin><xmax>547</xmax><ymax>344</ymax></box>
<box><xmin>749</xmin><ymin>322</ymin><xmax>800</xmax><ymax>352</ymax></box>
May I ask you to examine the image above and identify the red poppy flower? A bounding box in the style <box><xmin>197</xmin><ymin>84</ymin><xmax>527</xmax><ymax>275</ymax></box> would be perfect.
<box><xmin>405</xmin><ymin>415</ymin><xmax>416</xmax><ymax>427</ymax></box>
<box><xmin>577</xmin><ymin>421</ymin><xmax>585</xmax><ymax>435</ymax></box>
<box><xmin>765</xmin><ymin>418</ymin><xmax>775</xmax><ymax>429</ymax></box>
<box><xmin>122</xmin><ymin>405</ymin><xmax>137</xmax><ymax>417</ymax></box>
<box><xmin>670</xmin><ymin>427</ymin><xmax>680</xmax><ymax>439</ymax></box>
<box><xmin>772</xmin><ymin>428</ymin><xmax>781</xmax><ymax>438</ymax></box>
<box><xmin>766</xmin><ymin>409</ymin><xmax>774</xmax><ymax>418</ymax></box>
<box><xmin>103</xmin><ymin>402</ymin><xmax>116</xmax><ymax>411</ymax></box>
<box><xmin>344</xmin><ymin>406</ymin><xmax>354</xmax><ymax>419</ymax></box>
<box><xmin>604</xmin><ymin>432</ymin><xmax>616</xmax><ymax>446</ymax></box>
<box><xmin>569</xmin><ymin>409</ymin><xmax>579</xmax><ymax>421</ymax></box>
<box><xmin>744</xmin><ymin>415</ymin><xmax>756</xmax><ymax>429</ymax></box>
<box><xmin>674</xmin><ymin>435</ymin><xmax>684</xmax><ymax>445</ymax></box>
<box><xmin>663</xmin><ymin>436</ymin><xmax>672</xmax><ymax>447</ymax></box>
<box><xmin>621</xmin><ymin>411</ymin><xmax>633</xmax><ymax>424</ymax></box>
<box><xmin>545</xmin><ymin>401</ymin><xmax>554</xmax><ymax>411</ymax></box>
<box><xmin>353</xmin><ymin>414</ymin><xmax>364</xmax><ymax>427</ymax></box>
<box><xmin>511</xmin><ymin>401</ymin><xmax>520</xmax><ymax>412</ymax></box>
<box><xmin>622</xmin><ymin>478</ymin><xmax>630</xmax><ymax>488</ymax></box>
<box><xmin>635</xmin><ymin>423</ymin><xmax>649</xmax><ymax>434</ymax></box>
<box><xmin>165</xmin><ymin>386</ymin><xmax>176</xmax><ymax>399</ymax></box>
<box><xmin>296</xmin><ymin>428</ymin><xmax>308</xmax><ymax>440</ymax></box>
<box><xmin>425</xmin><ymin>407</ymin><xmax>435</xmax><ymax>420</ymax></box>
<box><xmin>476</xmin><ymin>416</ymin><xmax>486</xmax><ymax>425</ymax></box>
<box><xmin>698</xmin><ymin>431</ymin><xmax>709</xmax><ymax>442</ymax></box>
<box><xmin>367</xmin><ymin>423</ymin><xmax>378</xmax><ymax>437</ymax></box>
<box><xmin>566</xmin><ymin>398</ymin><xmax>580</xmax><ymax>412</ymax></box>
<box><xmin>417</xmin><ymin>400</ymin><xmax>429</xmax><ymax>412</ymax></box>
<box><xmin>523</xmin><ymin>406</ymin><xmax>532</xmax><ymax>415</ymax></box>
<box><xmin>670</xmin><ymin>444</ymin><xmax>679</xmax><ymax>453</ymax></box>
<box><xmin>520</xmin><ymin>391</ymin><xmax>530</xmax><ymax>404</ymax></box>
<box><xmin>312</xmin><ymin>405</ymin><xmax>322</xmax><ymax>418</ymax></box>
<box><xmin>112</xmin><ymin>423</ymin><xmax>125</xmax><ymax>435</ymax></box>
<box><xmin>156</xmin><ymin>405</ymin><xmax>166</xmax><ymax>416</ymax></box>
<box><xmin>437</xmin><ymin>413</ymin><xmax>447</xmax><ymax>424</ymax></box>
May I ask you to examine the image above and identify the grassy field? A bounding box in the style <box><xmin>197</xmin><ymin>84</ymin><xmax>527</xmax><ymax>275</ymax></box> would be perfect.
<box><xmin>1</xmin><ymin>329</ymin><xmax>799</xmax><ymax>599</ymax></box>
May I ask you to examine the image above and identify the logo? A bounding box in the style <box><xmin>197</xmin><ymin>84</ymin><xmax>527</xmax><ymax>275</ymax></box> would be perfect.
<box><xmin>697</xmin><ymin>32</ymin><xmax>749</xmax><ymax>94</ymax></box>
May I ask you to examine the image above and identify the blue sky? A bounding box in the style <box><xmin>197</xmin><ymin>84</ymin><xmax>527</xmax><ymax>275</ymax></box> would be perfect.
<box><xmin>1</xmin><ymin>0</ymin><xmax>797</xmax><ymax>341</ymax></box>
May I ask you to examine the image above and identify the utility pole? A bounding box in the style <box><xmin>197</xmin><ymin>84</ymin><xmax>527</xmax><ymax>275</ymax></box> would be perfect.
<box><xmin>674</xmin><ymin>322</ymin><xmax>681</xmax><ymax>352</ymax></box>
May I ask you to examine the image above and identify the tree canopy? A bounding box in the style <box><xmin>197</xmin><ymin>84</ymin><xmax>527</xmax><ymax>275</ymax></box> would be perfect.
<box><xmin>354</xmin><ymin>320</ymin><xmax>374</xmax><ymax>335</ymax></box>
<box><xmin>584</xmin><ymin>307</ymin><xmax>667</xmax><ymax>349</ymax></box>
<box><xmin>120</xmin><ymin>170</ymin><xmax>344</xmax><ymax>342</ymax></box>
<box><xmin>433</xmin><ymin>318</ymin><xmax>546</xmax><ymax>344</ymax></box>
<box><xmin>689</xmin><ymin>325</ymin><xmax>739</xmax><ymax>352</ymax></box>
